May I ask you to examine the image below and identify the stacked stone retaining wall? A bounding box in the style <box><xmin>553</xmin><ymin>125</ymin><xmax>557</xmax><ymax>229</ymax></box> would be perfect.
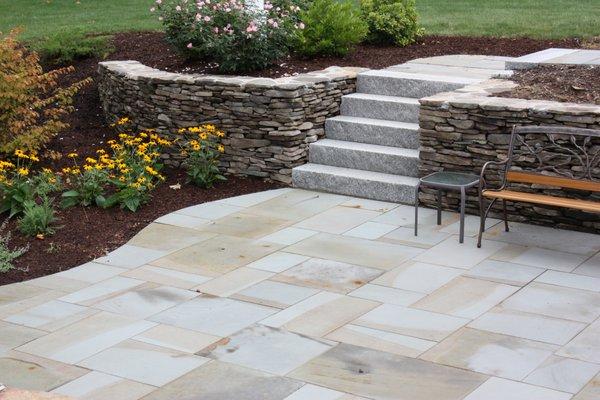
<box><xmin>419</xmin><ymin>80</ymin><xmax>600</xmax><ymax>232</ymax></box>
<box><xmin>97</xmin><ymin>61</ymin><xmax>364</xmax><ymax>184</ymax></box>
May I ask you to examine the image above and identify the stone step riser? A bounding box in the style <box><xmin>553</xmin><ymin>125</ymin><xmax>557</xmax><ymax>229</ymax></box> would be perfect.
<box><xmin>357</xmin><ymin>74</ymin><xmax>468</xmax><ymax>98</ymax></box>
<box><xmin>292</xmin><ymin>166</ymin><xmax>417</xmax><ymax>204</ymax></box>
<box><xmin>340</xmin><ymin>96</ymin><xmax>420</xmax><ymax>123</ymax></box>
<box><xmin>309</xmin><ymin>142</ymin><xmax>419</xmax><ymax>177</ymax></box>
<box><xmin>325</xmin><ymin>117</ymin><xmax>419</xmax><ymax>149</ymax></box>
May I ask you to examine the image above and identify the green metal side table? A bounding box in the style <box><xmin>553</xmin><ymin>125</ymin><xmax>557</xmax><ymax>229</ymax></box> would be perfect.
<box><xmin>414</xmin><ymin>171</ymin><xmax>480</xmax><ymax>243</ymax></box>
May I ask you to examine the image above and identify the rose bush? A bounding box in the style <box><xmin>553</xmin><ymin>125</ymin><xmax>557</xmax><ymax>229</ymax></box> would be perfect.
<box><xmin>153</xmin><ymin>0</ymin><xmax>303</xmax><ymax>73</ymax></box>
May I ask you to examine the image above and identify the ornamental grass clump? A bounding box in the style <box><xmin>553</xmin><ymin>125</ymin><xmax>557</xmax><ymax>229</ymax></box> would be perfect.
<box><xmin>153</xmin><ymin>0</ymin><xmax>303</xmax><ymax>72</ymax></box>
<box><xmin>177</xmin><ymin>124</ymin><xmax>226</xmax><ymax>188</ymax></box>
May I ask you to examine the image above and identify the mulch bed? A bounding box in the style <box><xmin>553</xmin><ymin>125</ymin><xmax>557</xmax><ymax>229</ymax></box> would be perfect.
<box><xmin>498</xmin><ymin>65</ymin><xmax>600</xmax><ymax>104</ymax></box>
<box><xmin>1</xmin><ymin>31</ymin><xmax>582</xmax><ymax>285</ymax></box>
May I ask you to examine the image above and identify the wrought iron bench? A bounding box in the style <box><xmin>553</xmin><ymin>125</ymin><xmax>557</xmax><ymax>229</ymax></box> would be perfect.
<box><xmin>477</xmin><ymin>125</ymin><xmax>600</xmax><ymax>247</ymax></box>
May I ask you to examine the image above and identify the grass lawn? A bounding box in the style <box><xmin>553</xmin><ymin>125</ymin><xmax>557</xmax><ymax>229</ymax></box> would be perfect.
<box><xmin>0</xmin><ymin>0</ymin><xmax>599</xmax><ymax>43</ymax></box>
<box><xmin>417</xmin><ymin>0</ymin><xmax>600</xmax><ymax>39</ymax></box>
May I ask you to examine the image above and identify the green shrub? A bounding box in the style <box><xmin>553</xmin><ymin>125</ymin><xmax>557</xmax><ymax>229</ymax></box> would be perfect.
<box><xmin>33</xmin><ymin>32</ymin><xmax>114</xmax><ymax>65</ymax></box>
<box><xmin>0</xmin><ymin>219</ymin><xmax>28</xmax><ymax>273</ymax></box>
<box><xmin>18</xmin><ymin>199</ymin><xmax>59</xmax><ymax>237</ymax></box>
<box><xmin>295</xmin><ymin>0</ymin><xmax>367</xmax><ymax>56</ymax></box>
<box><xmin>155</xmin><ymin>0</ymin><xmax>302</xmax><ymax>73</ymax></box>
<box><xmin>360</xmin><ymin>0</ymin><xmax>423</xmax><ymax>46</ymax></box>
<box><xmin>0</xmin><ymin>29</ymin><xmax>91</xmax><ymax>154</ymax></box>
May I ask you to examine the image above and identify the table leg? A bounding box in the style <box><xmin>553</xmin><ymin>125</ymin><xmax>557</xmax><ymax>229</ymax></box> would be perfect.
<box><xmin>437</xmin><ymin>189</ymin><xmax>442</xmax><ymax>225</ymax></box>
<box><xmin>459</xmin><ymin>186</ymin><xmax>466</xmax><ymax>243</ymax></box>
<box><xmin>414</xmin><ymin>182</ymin><xmax>420</xmax><ymax>237</ymax></box>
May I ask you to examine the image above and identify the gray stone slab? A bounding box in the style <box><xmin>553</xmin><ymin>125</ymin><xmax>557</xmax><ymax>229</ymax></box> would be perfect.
<box><xmin>289</xmin><ymin>343</ymin><xmax>486</xmax><ymax>400</ymax></box>
<box><xmin>143</xmin><ymin>361</ymin><xmax>304</xmax><ymax>400</ymax></box>
<box><xmin>309</xmin><ymin>139</ymin><xmax>420</xmax><ymax>176</ymax></box>
<box><xmin>325</xmin><ymin>116</ymin><xmax>419</xmax><ymax>149</ymax></box>
<box><xmin>340</xmin><ymin>93</ymin><xmax>420</xmax><ymax>123</ymax></box>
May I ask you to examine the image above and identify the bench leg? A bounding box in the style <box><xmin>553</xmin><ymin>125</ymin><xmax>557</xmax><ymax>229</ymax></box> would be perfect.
<box><xmin>437</xmin><ymin>189</ymin><xmax>442</xmax><ymax>225</ymax></box>
<box><xmin>477</xmin><ymin>190</ymin><xmax>486</xmax><ymax>248</ymax></box>
<box><xmin>459</xmin><ymin>187</ymin><xmax>466</xmax><ymax>244</ymax></box>
<box><xmin>414</xmin><ymin>183</ymin><xmax>420</xmax><ymax>237</ymax></box>
<box><xmin>502</xmin><ymin>199</ymin><xmax>509</xmax><ymax>232</ymax></box>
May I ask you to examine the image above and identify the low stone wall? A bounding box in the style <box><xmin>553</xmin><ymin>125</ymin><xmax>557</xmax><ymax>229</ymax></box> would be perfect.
<box><xmin>97</xmin><ymin>61</ymin><xmax>364</xmax><ymax>183</ymax></box>
<box><xmin>419</xmin><ymin>80</ymin><xmax>600</xmax><ymax>232</ymax></box>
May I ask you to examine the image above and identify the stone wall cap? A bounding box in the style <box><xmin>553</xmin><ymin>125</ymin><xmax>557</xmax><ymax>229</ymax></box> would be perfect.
<box><xmin>99</xmin><ymin>60</ymin><xmax>365</xmax><ymax>89</ymax></box>
<box><xmin>420</xmin><ymin>78</ymin><xmax>600</xmax><ymax>115</ymax></box>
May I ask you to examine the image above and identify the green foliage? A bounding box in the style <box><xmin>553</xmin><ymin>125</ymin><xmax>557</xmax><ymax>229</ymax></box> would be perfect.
<box><xmin>33</xmin><ymin>31</ymin><xmax>114</xmax><ymax>65</ymax></box>
<box><xmin>61</xmin><ymin>168</ymin><xmax>109</xmax><ymax>209</ymax></box>
<box><xmin>18</xmin><ymin>199</ymin><xmax>59</xmax><ymax>237</ymax></box>
<box><xmin>295</xmin><ymin>0</ymin><xmax>367</xmax><ymax>56</ymax></box>
<box><xmin>156</xmin><ymin>0</ymin><xmax>301</xmax><ymax>73</ymax></box>
<box><xmin>0</xmin><ymin>30</ymin><xmax>91</xmax><ymax>155</ymax></box>
<box><xmin>177</xmin><ymin>125</ymin><xmax>227</xmax><ymax>189</ymax></box>
<box><xmin>361</xmin><ymin>0</ymin><xmax>423</xmax><ymax>46</ymax></box>
<box><xmin>0</xmin><ymin>154</ymin><xmax>61</xmax><ymax>218</ymax></box>
<box><xmin>0</xmin><ymin>219</ymin><xmax>28</xmax><ymax>273</ymax></box>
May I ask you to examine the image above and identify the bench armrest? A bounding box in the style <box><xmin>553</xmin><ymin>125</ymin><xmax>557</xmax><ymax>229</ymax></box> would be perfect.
<box><xmin>479</xmin><ymin>159</ymin><xmax>509</xmax><ymax>195</ymax></box>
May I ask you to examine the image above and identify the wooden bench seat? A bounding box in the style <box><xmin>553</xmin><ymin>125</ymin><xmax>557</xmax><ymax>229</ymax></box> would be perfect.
<box><xmin>483</xmin><ymin>190</ymin><xmax>600</xmax><ymax>213</ymax></box>
<box><xmin>477</xmin><ymin>125</ymin><xmax>600</xmax><ymax>247</ymax></box>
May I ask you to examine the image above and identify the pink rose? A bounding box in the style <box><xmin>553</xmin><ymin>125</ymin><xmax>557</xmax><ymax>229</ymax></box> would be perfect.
<box><xmin>187</xmin><ymin>42</ymin><xmax>193</xmax><ymax>48</ymax></box>
<box><xmin>150</xmin><ymin>7</ymin><xmax>155</xmax><ymax>12</ymax></box>
<box><xmin>213</xmin><ymin>27</ymin><xmax>219</xmax><ymax>33</ymax></box>
<box><xmin>298</xmin><ymin>22</ymin><xmax>305</xmax><ymax>29</ymax></box>
<box><xmin>175</xmin><ymin>5</ymin><xmax>181</xmax><ymax>11</ymax></box>
<box><xmin>204</xmin><ymin>15</ymin><xmax>211</xmax><ymax>21</ymax></box>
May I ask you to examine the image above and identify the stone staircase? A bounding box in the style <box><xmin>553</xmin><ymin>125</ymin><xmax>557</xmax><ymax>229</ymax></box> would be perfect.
<box><xmin>292</xmin><ymin>56</ymin><xmax>512</xmax><ymax>203</ymax></box>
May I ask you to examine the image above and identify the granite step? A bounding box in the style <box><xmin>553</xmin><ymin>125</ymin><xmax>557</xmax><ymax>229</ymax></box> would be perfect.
<box><xmin>325</xmin><ymin>116</ymin><xmax>419</xmax><ymax>149</ymax></box>
<box><xmin>292</xmin><ymin>163</ymin><xmax>418</xmax><ymax>204</ymax></box>
<box><xmin>357</xmin><ymin>69</ymin><xmax>479</xmax><ymax>98</ymax></box>
<box><xmin>340</xmin><ymin>93</ymin><xmax>420</xmax><ymax>123</ymax></box>
<box><xmin>309</xmin><ymin>139</ymin><xmax>420</xmax><ymax>176</ymax></box>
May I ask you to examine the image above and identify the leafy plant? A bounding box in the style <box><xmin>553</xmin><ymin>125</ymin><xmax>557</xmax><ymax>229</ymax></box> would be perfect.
<box><xmin>0</xmin><ymin>219</ymin><xmax>28</xmax><ymax>273</ymax></box>
<box><xmin>0</xmin><ymin>29</ymin><xmax>91</xmax><ymax>154</ymax></box>
<box><xmin>33</xmin><ymin>31</ymin><xmax>115</xmax><ymax>65</ymax></box>
<box><xmin>177</xmin><ymin>125</ymin><xmax>227</xmax><ymax>188</ymax></box>
<box><xmin>360</xmin><ymin>0</ymin><xmax>423</xmax><ymax>46</ymax></box>
<box><xmin>154</xmin><ymin>0</ymin><xmax>303</xmax><ymax>73</ymax></box>
<box><xmin>61</xmin><ymin>154</ymin><xmax>109</xmax><ymax>208</ymax></box>
<box><xmin>18</xmin><ymin>199</ymin><xmax>59</xmax><ymax>237</ymax></box>
<box><xmin>0</xmin><ymin>150</ymin><xmax>60</xmax><ymax>217</ymax></box>
<box><xmin>295</xmin><ymin>0</ymin><xmax>367</xmax><ymax>56</ymax></box>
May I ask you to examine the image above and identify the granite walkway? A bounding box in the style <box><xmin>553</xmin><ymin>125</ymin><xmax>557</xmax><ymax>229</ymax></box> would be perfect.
<box><xmin>1</xmin><ymin>189</ymin><xmax>599</xmax><ymax>400</ymax></box>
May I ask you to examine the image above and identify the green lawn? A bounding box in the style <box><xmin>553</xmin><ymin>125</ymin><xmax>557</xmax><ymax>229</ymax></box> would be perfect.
<box><xmin>417</xmin><ymin>0</ymin><xmax>600</xmax><ymax>39</ymax></box>
<box><xmin>0</xmin><ymin>0</ymin><xmax>599</xmax><ymax>42</ymax></box>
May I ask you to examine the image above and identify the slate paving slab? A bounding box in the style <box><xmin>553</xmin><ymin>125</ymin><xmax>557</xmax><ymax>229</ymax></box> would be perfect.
<box><xmin>273</xmin><ymin>258</ymin><xmax>383</xmax><ymax>294</ymax></box>
<box><xmin>289</xmin><ymin>343</ymin><xmax>486</xmax><ymax>400</ymax></box>
<box><xmin>52</xmin><ymin>371</ymin><xmax>155</xmax><ymax>400</ymax></box>
<box><xmin>149</xmin><ymin>295</ymin><xmax>277</xmax><ymax>336</ymax></box>
<box><xmin>199</xmin><ymin>324</ymin><xmax>332</xmax><ymax>375</ymax></box>
<box><xmin>421</xmin><ymin>328</ymin><xmax>558</xmax><ymax>380</ymax></box>
<box><xmin>78</xmin><ymin>340</ymin><xmax>209</xmax><ymax>386</ymax></box>
<box><xmin>143</xmin><ymin>361</ymin><xmax>304</xmax><ymax>400</ymax></box>
<box><xmin>2</xmin><ymin>188</ymin><xmax>600</xmax><ymax>400</ymax></box>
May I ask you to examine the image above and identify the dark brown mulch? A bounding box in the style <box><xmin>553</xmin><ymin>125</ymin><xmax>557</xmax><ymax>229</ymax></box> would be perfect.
<box><xmin>498</xmin><ymin>65</ymin><xmax>600</xmax><ymax>104</ymax></box>
<box><xmin>104</xmin><ymin>32</ymin><xmax>581</xmax><ymax>78</ymax></box>
<box><xmin>1</xmin><ymin>31</ymin><xmax>582</xmax><ymax>285</ymax></box>
<box><xmin>1</xmin><ymin>171</ymin><xmax>281</xmax><ymax>285</ymax></box>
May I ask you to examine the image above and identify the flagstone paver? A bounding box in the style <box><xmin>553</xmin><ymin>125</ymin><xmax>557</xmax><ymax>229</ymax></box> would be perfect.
<box><xmin>0</xmin><ymin>189</ymin><xmax>599</xmax><ymax>399</ymax></box>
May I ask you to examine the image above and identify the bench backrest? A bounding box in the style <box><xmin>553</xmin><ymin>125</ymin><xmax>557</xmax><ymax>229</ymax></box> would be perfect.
<box><xmin>502</xmin><ymin>125</ymin><xmax>600</xmax><ymax>192</ymax></box>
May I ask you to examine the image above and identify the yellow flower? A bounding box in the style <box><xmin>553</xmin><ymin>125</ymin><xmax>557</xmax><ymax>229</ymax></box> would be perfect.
<box><xmin>14</xmin><ymin>150</ymin><xmax>29</xmax><ymax>159</ymax></box>
<box><xmin>17</xmin><ymin>167</ymin><xmax>29</xmax><ymax>176</ymax></box>
<box><xmin>85</xmin><ymin>157</ymin><xmax>97</xmax><ymax>164</ymax></box>
<box><xmin>29</xmin><ymin>154</ymin><xmax>40</xmax><ymax>162</ymax></box>
<box><xmin>67</xmin><ymin>152</ymin><xmax>78</xmax><ymax>158</ymax></box>
<box><xmin>42</xmin><ymin>168</ymin><xmax>52</xmax><ymax>174</ymax></box>
<box><xmin>218</xmin><ymin>145</ymin><xmax>225</xmax><ymax>153</ymax></box>
<box><xmin>145</xmin><ymin>166</ymin><xmax>158</xmax><ymax>176</ymax></box>
<box><xmin>117</xmin><ymin>117</ymin><xmax>130</xmax><ymax>125</ymax></box>
<box><xmin>216</xmin><ymin>131</ymin><xmax>225</xmax><ymax>138</ymax></box>
<box><xmin>199</xmin><ymin>133</ymin><xmax>208</xmax><ymax>140</ymax></box>
<box><xmin>83</xmin><ymin>165</ymin><xmax>93</xmax><ymax>171</ymax></box>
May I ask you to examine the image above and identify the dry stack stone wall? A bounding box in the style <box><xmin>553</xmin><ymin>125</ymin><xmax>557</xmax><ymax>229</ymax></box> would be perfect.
<box><xmin>419</xmin><ymin>80</ymin><xmax>600</xmax><ymax>232</ymax></box>
<box><xmin>97</xmin><ymin>61</ymin><xmax>364</xmax><ymax>184</ymax></box>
